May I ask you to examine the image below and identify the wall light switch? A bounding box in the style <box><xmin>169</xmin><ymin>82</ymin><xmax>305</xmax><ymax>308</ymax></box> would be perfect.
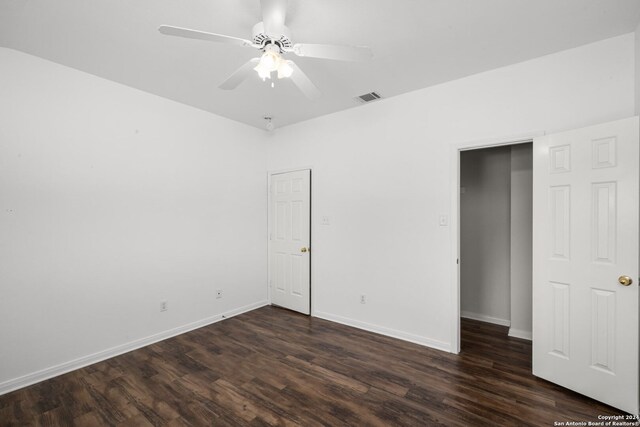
<box><xmin>321</xmin><ymin>216</ymin><xmax>331</xmax><ymax>226</ymax></box>
<box><xmin>439</xmin><ymin>215</ymin><xmax>448</xmax><ymax>226</ymax></box>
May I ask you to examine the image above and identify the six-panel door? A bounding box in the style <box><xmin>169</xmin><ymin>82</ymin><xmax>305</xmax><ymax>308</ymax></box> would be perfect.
<box><xmin>532</xmin><ymin>117</ymin><xmax>639</xmax><ymax>414</ymax></box>
<box><xmin>269</xmin><ymin>170</ymin><xmax>311</xmax><ymax>315</ymax></box>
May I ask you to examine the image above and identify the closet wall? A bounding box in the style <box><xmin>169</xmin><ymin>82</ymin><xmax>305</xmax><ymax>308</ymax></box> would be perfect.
<box><xmin>460</xmin><ymin>144</ymin><xmax>532</xmax><ymax>337</ymax></box>
<box><xmin>460</xmin><ymin>146</ymin><xmax>512</xmax><ymax>325</ymax></box>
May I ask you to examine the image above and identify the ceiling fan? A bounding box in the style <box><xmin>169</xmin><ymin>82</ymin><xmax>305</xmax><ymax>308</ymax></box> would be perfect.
<box><xmin>159</xmin><ymin>0</ymin><xmax>373</xmax><ymax>100</ymax></box>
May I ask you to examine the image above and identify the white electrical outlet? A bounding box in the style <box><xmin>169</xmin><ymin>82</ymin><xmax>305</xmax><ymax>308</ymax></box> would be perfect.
<box><xmin>160</xmin><ymin>301</ymin><xmax>168</xmax><ymax>312</ymax></box>
<box><xmin>216</xmin><ymin>290</ymin><xmax>223</xmax><ymax>299</ymax></box>
<box><xmin>321</xmin><ymin>215</ymin><xmax>331</xmax><ymax>226</ymax></box>
<box><xmin>360</xmin><ymin>295</ymin><xmax>366</xmax><ymax>304</ymax></box>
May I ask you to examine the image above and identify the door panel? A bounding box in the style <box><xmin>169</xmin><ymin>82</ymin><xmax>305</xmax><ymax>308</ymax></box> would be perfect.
<box><xmin>533</xmin><ymin>117</ymin><xmax>639</xmax><ymax>414</ymax></box>
<box><xmin>269</xmin><ymin>170</ymin><xmax>311</xmax><ymax>314</ymax></box>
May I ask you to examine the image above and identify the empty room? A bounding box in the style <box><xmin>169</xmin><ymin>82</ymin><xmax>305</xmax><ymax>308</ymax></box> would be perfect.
<box><xmin>1</xmin><ymin>0</ymin><xmax>640</xmax><ymax>425</ymax></box>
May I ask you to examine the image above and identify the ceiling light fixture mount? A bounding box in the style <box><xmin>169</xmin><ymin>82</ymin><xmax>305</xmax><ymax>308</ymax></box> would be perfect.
<box><xmin>264</xmin><ymin>116</ymin><xmax>274</xmax><ymax>131</ymax></box>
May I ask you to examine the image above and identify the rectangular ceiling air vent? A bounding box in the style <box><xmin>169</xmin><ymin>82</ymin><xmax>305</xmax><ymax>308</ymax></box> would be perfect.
<box><xmin>355</xmin><ymin>91</ymin><xmax>382</xmax><ymax>103</ymax></box>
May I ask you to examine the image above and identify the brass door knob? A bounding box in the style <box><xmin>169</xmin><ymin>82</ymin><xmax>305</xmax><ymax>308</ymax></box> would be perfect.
<box><xmin>301</xmin><ymin>247</ymin><xmax>308</xmax><ymax>253</ymax></box>
<box><xmin>618</xmin><ymin>275</ymin><xmax>633</xmax><ymax>286</ymax></box>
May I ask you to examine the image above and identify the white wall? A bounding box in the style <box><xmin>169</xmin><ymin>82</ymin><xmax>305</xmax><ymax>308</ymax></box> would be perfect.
<box><xmin>0</xmin><ymin>48</ymin><xmax>268</xmax><ymax>393</ymax></box>
<box><xmin>266</xmin><ymin>34</ymin><xmax>635</xmax><ymax>351</ymax></box>
<box><xmin>636</xmin><ymin>22</ymin><xmax>640</xmax><ymax>115</ymax></box>
<box><xmin>460</xmin><ymin>146</ymin><xmax>511</xmax><ymax>326</ymax></box>
<box><xmin>509</xmin><ymin>144</ymin><xmax>533</xmax><ymax>340</ymax></box>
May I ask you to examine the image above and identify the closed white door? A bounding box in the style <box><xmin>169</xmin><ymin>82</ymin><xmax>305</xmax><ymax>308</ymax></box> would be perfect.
<box><xmin>532</xmin><ymin>117</ymin><xmax>639</xmax><ymax>414</ymax></box>
<box><xmin>269</xmin><ymin>170</ymin><xmax>311</xmax><ymax>314</ymax></box>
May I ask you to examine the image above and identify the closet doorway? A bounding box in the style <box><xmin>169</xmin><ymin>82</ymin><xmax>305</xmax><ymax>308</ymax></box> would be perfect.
<box><xmin>459</xmin><ymin>143</ymin><xmax>533</xmax><ymax>349</ymax></box>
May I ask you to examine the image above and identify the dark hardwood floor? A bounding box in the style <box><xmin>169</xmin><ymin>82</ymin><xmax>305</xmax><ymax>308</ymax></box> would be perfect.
<box><xmin>0</xmin><ymin>306</ymin><xmax>624</xmax><ymax>426</ymax></box>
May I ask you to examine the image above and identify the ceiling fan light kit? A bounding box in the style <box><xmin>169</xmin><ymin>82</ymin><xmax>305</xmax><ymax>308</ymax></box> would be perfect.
<box><xmin>253</xmin><ymin>45</ymin><xmax>293</xmax><ymax>81</ymax></box>
<box><xmin>158</xmin><ymin>0</ymin><xmax>372</xmax><ymax>100</ymax></box>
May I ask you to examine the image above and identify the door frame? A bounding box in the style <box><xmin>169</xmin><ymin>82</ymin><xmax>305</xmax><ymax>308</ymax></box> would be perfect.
<box><xmin>449</xmin><ymin>131</ymin><xmax>543</xmax><ymax>354</ymax></box>
<box><xmin>267</xmin><ymin>166</ymin><xmax>314</xmax><ymax>315</ymax></box>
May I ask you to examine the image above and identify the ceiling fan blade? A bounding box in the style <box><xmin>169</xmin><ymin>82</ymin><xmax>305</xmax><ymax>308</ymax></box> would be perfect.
<box><xmin>219</xmin><ymin>59</ymin><xmax>260</xmax><ymax>90</ymax></box>
<box><xmin>288</xmin><ymin>61</ymin><xmax>321</xmax><ymax>100</ymax></box>
<box><xmin>292</xmin><ymin>43</ymin><xmax>373</xmax><ymax>62</ymax></box>
<box><xmin>260</xmin><ymin>0</ymin><xmax>288</xmax><ymax>36</ymax></box>
<box><xmin>159</xmin><ymin>25</ymin><xmax>253</xmax><ymax>48</ymax></box>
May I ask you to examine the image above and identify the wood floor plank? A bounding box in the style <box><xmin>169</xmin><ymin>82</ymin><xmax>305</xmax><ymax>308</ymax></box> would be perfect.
<box><xmin>0</xmin><ymin>306</ymin><xmax>628</xmax><ymax>426</ymax></box>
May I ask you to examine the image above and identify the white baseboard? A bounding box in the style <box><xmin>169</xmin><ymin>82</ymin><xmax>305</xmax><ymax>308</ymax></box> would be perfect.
<box><xmin>461</xmin><ymin>310</ymin><xmax>511</xmax><ymax>327</ymax></box>
<box><xmin>508</xmin><ymin>327</ymin><xmax>532</xmax><ymax>340</ymax></box>
<box><xmin>0</xmin><ymin>300</ymin><xmax>269</xmax><ymax>396</ymax></box>
<box><xmin>313</xmin><ymin>311</ymin><xmax>451</xmax><ymax>353</ymax></box>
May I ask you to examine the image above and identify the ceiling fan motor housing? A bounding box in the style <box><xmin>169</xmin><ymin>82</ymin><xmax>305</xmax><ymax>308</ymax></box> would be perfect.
<box><xmin>252</xmin><ymin>22</ymin><xmax>292</xmax><ymax>52</ymax></box>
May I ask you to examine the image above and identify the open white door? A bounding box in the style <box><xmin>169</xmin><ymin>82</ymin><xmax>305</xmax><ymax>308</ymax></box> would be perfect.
<box><xmin>533</xmin><ymin>117</ymin><xmax>639</xmax><ymax>414</ymax></box>
<box><xmin>269</xmin><ymin>170</ymin><xmax>311</xmax><ymax>315</ymax></box>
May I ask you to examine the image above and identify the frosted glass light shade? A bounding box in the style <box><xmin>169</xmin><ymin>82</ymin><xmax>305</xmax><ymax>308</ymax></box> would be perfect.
<box><xmin>254</xmin><ymin>50</ymin><xmax>279</xmax><ymax>80</ymax></box>
<box><xmin>277</xmin><ymin>60</ymin><xmax>293</xmax><ymax>79</ymax></box>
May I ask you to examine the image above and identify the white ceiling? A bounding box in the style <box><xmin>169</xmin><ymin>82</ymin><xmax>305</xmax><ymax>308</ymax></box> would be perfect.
<box><xmin>1</xmin><ymin>0</ymin><xmax>639</xmax><ymax>129</ymax></box>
